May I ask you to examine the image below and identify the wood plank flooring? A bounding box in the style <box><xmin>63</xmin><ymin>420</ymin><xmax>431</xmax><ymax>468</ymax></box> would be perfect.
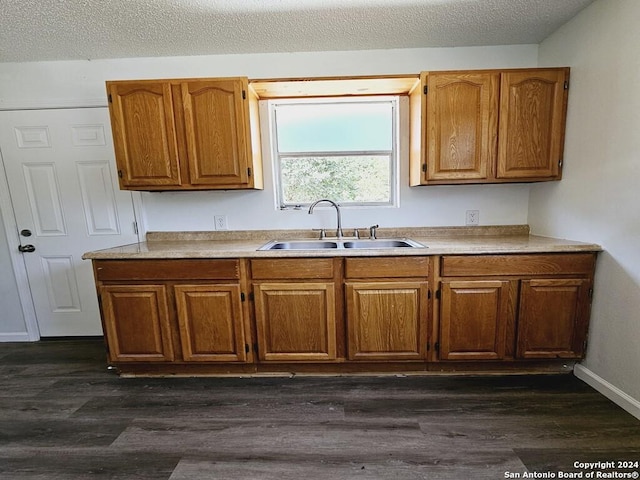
<box><xmin>1</xmin><ymin>338</ymin><xmax>639</xmax><ymax>479</ymax></box>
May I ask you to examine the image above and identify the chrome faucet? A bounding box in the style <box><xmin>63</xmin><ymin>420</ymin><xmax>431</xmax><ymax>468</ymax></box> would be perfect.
<box><xmin>308</xmin><ymin>199</ymin><xmax>344</xmax><ymax>238</ymax></box>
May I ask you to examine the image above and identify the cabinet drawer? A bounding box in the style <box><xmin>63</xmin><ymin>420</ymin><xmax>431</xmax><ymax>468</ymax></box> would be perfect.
<box><xmin>251</xmin><ymin>258</ymin><xmax>335</xmax><ymax>280</ymax></box>
<box><xmin>95</xmin><ymin>259</ymin><xmax>240</xmax><ymax>281</ymax></box>
<box><xmin>345</xmin><ymin>257</ymin><xmax>429</xmax><ymax>278</ymax></box>
<box><xmin>441</xmin><ymin>254</ymin><xmax>595</xmax><ymax>277</ymax></box>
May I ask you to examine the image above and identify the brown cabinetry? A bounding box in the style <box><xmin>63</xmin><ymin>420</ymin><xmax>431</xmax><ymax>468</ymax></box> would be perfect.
<box><xmin>174</xmin><ymin>284</ymin><xmax>247</xmax><ymax>362</ymax></box>
<box><xmin>94</xmin><ymin>259</ymin><xmax>250</xmax><ymax>364</ymax></box>
<box><xmin>344</xmin><ymin>257</ymin><xmax>429</xmax><ymax>361</ymax></box>
<box><xmin>517</xmin><ymin>279</ymin><xmax>591</xmax><ymax>358</ymax></box>
<box><xmin>410</xmin><ymin>68</ymin><xmax>569</xmax><ymax>185</ymax></box>
<box><xmin>100</xmin><ymin>284</ymin><xmax>174</xmax><ymax>362</ymax></box>
<box><xmin>251</xmin><ymin>258</ymin><xmax>340</xmax><ymax>362</ymax></box>
<box><xmin>107</xmin><ymin>77</ymin><xmax>262</xmax><ymax>191</ymax></box>
<box><xmin>89</xmin><ymin>250</ymin><xmax>597</xmax><ymax>375</ymax></box>
<box><xmin>439</xmin><ymin>280</ymin><xmax>514</xmax><ymax>360</ymax></box>
<box><xmin>438</xmin><ymin>254</ymin><xmax>595</xmax><ymax>361</ymax></box>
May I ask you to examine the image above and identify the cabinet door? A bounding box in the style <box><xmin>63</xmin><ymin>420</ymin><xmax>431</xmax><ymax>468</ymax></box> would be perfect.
<box><xmin>174</xmin><ymin>284</ymin><xmax>247</xmax><ymax>362</ymax></box>
<box><xmin>346</xmin><ymin>281</ymin><xmax>428</xmax><ymax>361</ymax></box>
<box><xmin>100</xmin><ymin>285</ymin><xmax>174</xmax><ymax>362</ymax></box>
<box><xmin>517</xmin><ymin>279</ymin><xmax>590</xmax><ymax>359</ymax></box>
<box><xmin>107</xmin><ymin>81</ymin><xmax>181</xmax><ymax>187</ymax></box>
<box><xmin>440</xmin><ymin>280</ymin><xmax>512</xmax><ymax>360</ymax></box>
<box><xmin>181</xmin><ymin>79</ymin><xmax>250</xmax><ymax>186</ymax></box>
<box><xmin>425</xmin><ymin>72</ymin><xmax>499</xmax><ymax>182</ymax></box>
<box><xmin>254</xmin><ymin>282</ymin><xmax>337</xmax><ymax>362</ymax></box>
<box><xmin>497</xmin><ymin>69</ymin><xmax>568</xmax><ymax>179</ymax></box>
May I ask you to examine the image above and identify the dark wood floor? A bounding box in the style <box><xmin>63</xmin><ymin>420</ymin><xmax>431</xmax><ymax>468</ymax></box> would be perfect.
<box><xmin>0</xmin><ymin>339</ymin><xmax>639</xmax><ymax>479</ymax></box>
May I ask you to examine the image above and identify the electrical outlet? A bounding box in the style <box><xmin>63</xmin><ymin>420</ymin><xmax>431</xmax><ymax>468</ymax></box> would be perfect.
<box><xmin>214</xmin><ymin>215</ymin><xmax>228</xmax><ymax>231</ymax></box>
<box><xmin>465</xmin><ymin>210</ymin><xmax>479</xmax><ymax>226</ymax></box>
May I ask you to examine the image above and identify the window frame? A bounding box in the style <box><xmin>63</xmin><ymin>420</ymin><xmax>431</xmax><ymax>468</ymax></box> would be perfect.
<box><xmin>268</xmin><ymin>96</ymin><xmax>400</xmax><ymax>209</ymax></box>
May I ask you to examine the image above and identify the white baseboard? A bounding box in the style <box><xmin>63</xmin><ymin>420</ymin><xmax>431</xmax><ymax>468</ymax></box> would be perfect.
<box><xmin>574</xmin><ymin>364</ymin><xmax>640</xmax><ymax>420</ymax></box>
<box><xmin>0</xmin><ymin>332</ymin><xmax>33</xmax><ymax>342</ymax></box>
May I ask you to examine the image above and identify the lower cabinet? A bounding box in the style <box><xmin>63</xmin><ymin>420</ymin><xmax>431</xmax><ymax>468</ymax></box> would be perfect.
<box><xmin>438</xmin><ymin>254</ymin><xmax>596</xmax><ymax>361</ymax></box>
<box><xmin>253</xmin><ymin>282</ymin><xmax>337</xmax><ymax>361</ymax></box>
<box><xmin>251</xmin><ymin>258</ymin><xmax>340</xmax><ymax>362</ymax></box>
<box><xmin>346</xmin><ymin>281</ymin><xmax>428</xmax><ymax>360</ymax></box>
<box><xmin>517</xmin><ymin>278</ymin><xmax>591</xmax><ymax>358</ymax></box>
<box><xmin>344</xmin><ymin>257</ymin><xmax>430</xmax><ymax>361</ymax></box>
<box><xmin>439</xmin><ymin>280</ymin><xmax>514</xmax><ymax>360</ymax></box>
<box><xmin>100</xmin><ymin>284</ymin><xmax>175</xmax><ymax>362</ymax></box>
<box><xmin>91</xmin><ymin>252</ymin><xmax>597</xmax><ymax>374</ymax></box>
<box><xmin>94</xmin><ymin>259</ymin><xmax>250</xmax><ymax>364</ymax></box>
<box><xmin>174</xmin><ymin>284</ymin><xmax>247</xmax><ymax>362</ymax></box>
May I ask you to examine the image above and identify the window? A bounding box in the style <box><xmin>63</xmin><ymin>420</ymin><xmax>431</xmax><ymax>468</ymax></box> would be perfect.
<box><xmin>270</xmin><ymin>97</ymin><xmax>398</xmax><ymax>208</ymax></box>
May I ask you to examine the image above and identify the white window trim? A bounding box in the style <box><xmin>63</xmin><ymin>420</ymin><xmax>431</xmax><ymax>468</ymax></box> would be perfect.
<box><xmin>268</xmin><ymin>96</ymin><xmax>400</xmax><ymax>209</ymax></box>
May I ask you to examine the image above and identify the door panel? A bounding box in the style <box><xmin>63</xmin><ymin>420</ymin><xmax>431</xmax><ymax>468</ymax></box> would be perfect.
<box><xmin>100</xmin><ymin>284</ymin><xmax>174</xmax><ymax>362</ymax></box>
<box><xmin>440</xmin><ymin>280</ymin><xmax>513</xmax><ymax>360</ymax></box>
<box><xmin>497</xmin><ymin>69</ymin><xmax>567</xmax><ymax>179</ymax></box>
<box><xmin>346</xmin><ymin>281</ymin><xmax>428</xmax><ymax>360</ymax></box>
<box><xmin>517</xmin><ymin>278</ymin><xmax>589</xmax><ymax>358</ymax></box>
<box><xmin>426</xmin><ymin>72</ymin><xmax>498</xmax><ymax>181</ymax></box>
<box><xmin>174</xmin><ymin>284</ymin><xmax>247</xmax><ymax>362</ymax></box>
<box><xmin>0</xmin><ymin>108</ymin><xmax>140</xmax><ymax>337</ymax></box>
<box><xmin>107</xmin><ymin>81</ymin><xmax>181</xmax><ymax>186</ymax></box>
<box><xmin>22</xmin><ymin>163</ymin><xmax>67</xmax><ymax>236</ymax></box>
<box><xmin>253</xmin><ymin>282</ymin><xmax>337</xmax><ymax>362</ymax></box>
<box><xmin>182</xmin><ymin>80</ymin><xmax>249</xmax><ymax>185</ymax></box>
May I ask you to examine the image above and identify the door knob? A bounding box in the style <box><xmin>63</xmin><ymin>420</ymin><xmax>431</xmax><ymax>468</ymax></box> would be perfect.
<box><xmin>18</xmin><ymin>244</ymin><xmax>36</xmax><ymax>253</ymax></box>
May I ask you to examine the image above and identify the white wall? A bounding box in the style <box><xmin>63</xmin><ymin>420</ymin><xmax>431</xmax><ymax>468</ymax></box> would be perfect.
<box><xmin>0</xmin><ymin>44</ymin><xmax>539</xmax><ymax>338</ymax></box>
<box><xmin>531</xmin><ymin>0</ymin><xmax>640</xmax><ymax>413</ymax></box>
<box><xmin>0</xmin><ymin>45</ymin><xmax>537</xmax><ymax>232</ymax></box>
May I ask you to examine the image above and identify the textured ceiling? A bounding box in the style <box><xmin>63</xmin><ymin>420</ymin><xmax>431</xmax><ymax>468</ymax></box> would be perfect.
<box><xmin>0</xmin><ymin>0</ymin><xmax>595</xmax><ymax>63</ymax></box>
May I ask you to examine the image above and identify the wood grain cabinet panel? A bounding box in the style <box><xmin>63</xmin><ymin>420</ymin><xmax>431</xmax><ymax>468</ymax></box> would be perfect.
<box><xmin>439</xmin><ymin>280</ymin><xmax>513</xmax><ymax>360</ymax></box>
<box><xmin>99</xmin><ymin>284</ymin><xmax>174</xmax><ymax>362</ymax></box>
<box><xmin>425</xmin><ymin>72</ymin><xmax>498</xmax><ymax>182</ymax></box>
<box><xmin>438</xmin><ymin>253</ymin><xmax>595</xmax><ymax>362</ymax></box>
<box><xmin>107</xmin><ymin>81</ymin><xmax>181</xmax><ymax>187</ymax></box>
<box><xmin>497</xmin><ymin>69</ymin><xmax>568</xmax><ymax>179</ymax></box>
<box><xmin>254</xmin><ymin>282</ymin><xmax>337</xmax><ymax>362</ymax></box>
<box><xmin>345</xmin><ymin>257</ymin><xmax>429</xmax><ymax>279</ymax></box>
<box><xmin>174</xmin><ymin>284</ymin><xmax>247</xmax><ymax>362</ymax></box>
<box><xmin>346</xmin><ymin>281</ymin><xmax>428</xmax><ymax>360</ymax></box>
<box><xmin>410</xmin><ymin>67</ymin><xmax>568</xmax><ymax>185</ymax></box>
<box><xmin>182</xmin><ymin>80</ymin><xmax>249</xmax><ymax>186</ymax></box>
<box><xmin>517</xmin><ymin>279</ymin><xmax>591</xmax><ymax>359</ymax></box>
<box><xmin>106</xmin><ymin>77</ymin><xmax>262</xmax><ymax>191</ymax></box>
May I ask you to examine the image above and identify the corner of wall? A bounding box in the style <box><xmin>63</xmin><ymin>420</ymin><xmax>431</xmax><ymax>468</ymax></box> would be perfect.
<box><xmin>575</xmin><ymin>364</ymin><xmax>640</xmax><ymax>420</ymax></box>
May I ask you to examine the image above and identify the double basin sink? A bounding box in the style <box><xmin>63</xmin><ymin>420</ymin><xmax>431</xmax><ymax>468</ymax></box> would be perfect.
<box><xmin>259</xmin><ymin>238</ymin><xmax>426</xmax><ymax>251</ymax></box>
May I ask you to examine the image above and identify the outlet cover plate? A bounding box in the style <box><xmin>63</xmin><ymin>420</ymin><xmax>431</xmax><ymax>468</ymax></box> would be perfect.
<box><xmin>465</xmin><ymin>210</ymin><xmax>479</xmax><ymax>226</ymax></box>
<box><xmin>214</xmin><ymin>215</ymin><xmax>228</xmax><ymax>230</ymax></box>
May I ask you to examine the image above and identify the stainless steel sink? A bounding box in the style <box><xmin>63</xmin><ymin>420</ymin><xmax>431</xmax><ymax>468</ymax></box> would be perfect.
<box><xmin>342</xmin><ymin>239</ymin><xmax>424</xmax><ymax>249</ymax></box>
<box><xmin>258</xmin><ymin>238</ymin><xmax>425</xmax><ymax>251</ymax></box>
<box><xmin>260</xmin><ymin>240</ymin><xmax>339</xmax><ymax>250</ymax></box>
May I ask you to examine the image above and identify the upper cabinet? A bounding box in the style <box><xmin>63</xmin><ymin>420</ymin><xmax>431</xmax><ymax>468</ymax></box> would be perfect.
<box><xmin>410</xmin><ymin>68</ymin><xmax>569</xmax><ymax>185</ymax></box>
<box><xmin>497</xmin><ymin>70</ymin><xmax>568</xmax><ymax>180</ymax></box>
<box><xmin>107</xmin><ymin>77</ymin><xmax>263</xmax><ymax>191</ymax></box>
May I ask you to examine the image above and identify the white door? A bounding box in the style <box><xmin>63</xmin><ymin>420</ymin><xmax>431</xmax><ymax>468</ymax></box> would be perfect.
<box><xmin>0</xmin><ymin>108</ymin><xmax>140</xmax><ymax>337</ymax></box>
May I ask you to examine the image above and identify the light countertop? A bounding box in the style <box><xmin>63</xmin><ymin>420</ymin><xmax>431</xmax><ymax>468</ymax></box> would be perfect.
<box><xmin>82</xmin><ymin>226</ymin><xmax>602</xmax><ymax>260</ymax></box>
